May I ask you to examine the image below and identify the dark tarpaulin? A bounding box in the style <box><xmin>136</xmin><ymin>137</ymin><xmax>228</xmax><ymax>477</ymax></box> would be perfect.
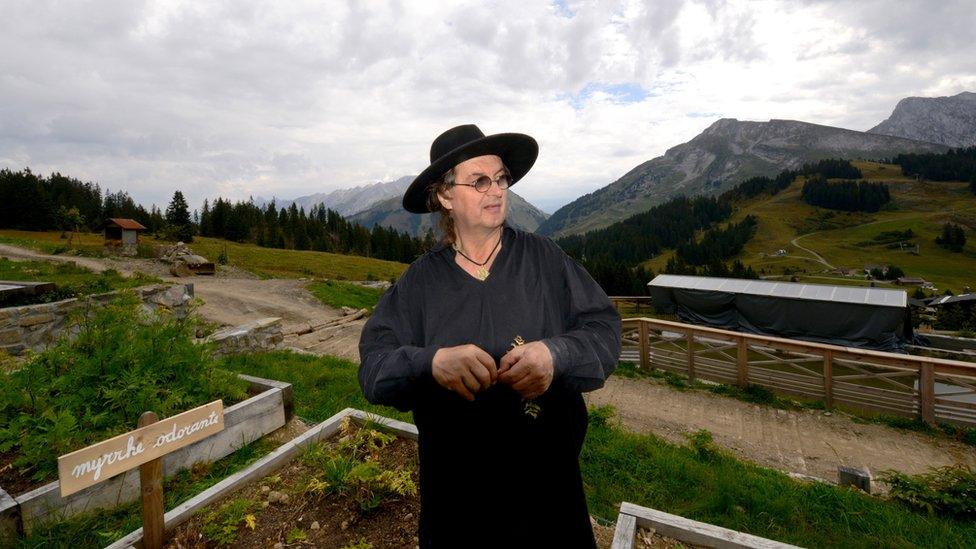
<box><xmin>650</xmin><ymin>286</ymin><xmax>910</xmax><ymax>352</ymax></box>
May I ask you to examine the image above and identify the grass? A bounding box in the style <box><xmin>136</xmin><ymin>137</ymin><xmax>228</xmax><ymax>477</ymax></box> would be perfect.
<box><xmin>307</xmin><ymin>280</ymin><xmax>386</xmax><ymax>312</ymax></box>
<box><xmin>0</xmin><ymin>230</ymin><xmax>410</xmax><ymax>282</ymax></box>
<box><xmin>187</xmin><ymin>236</ymin><xmax>407</xmax><ymax>281</ymax></box>
<box><xmin>216</xmin><ymin>351</ymin><xmax>410</xmax><ymax>424</ymax></box>
<box><xmin>582</xmin><ymin>406</ymin><xmax>976</xmax><ymax>548</ymax></box>
<box><xmin>8</xmin><ymin>437</ymin><xmax>275</xmax><ymax>548</ymax></box>
<box><xmin>0</xmin><ymin>257</ymin><xmax>161</xmax><ymax>306</ymax></box>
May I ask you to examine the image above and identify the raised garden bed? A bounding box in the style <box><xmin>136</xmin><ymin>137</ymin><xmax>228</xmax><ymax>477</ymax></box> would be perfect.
<box><xmin>107</xmin><ymin>409</ymin><xmax>418</xmax><ymax>548</ymax></box>
<box><xmin>0</xmin><ymin>374</ymin><xmax>292</xmax><ymax>537</ymax></box>
<box><xmin>610</xmin><ymin>501</ymin><xmax>801</xmax><ymax>549</ymax></box>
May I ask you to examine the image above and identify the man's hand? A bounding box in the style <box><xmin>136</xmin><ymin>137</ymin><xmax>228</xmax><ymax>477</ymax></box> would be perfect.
<box><xmin>432</xmin><ymin>344</ymin><xmax>497</xmax><ymax>401</ymax></box>
<box><xmin>498</xmin><ymin>341</ymin><xmax>554</xmax><ymax>399</ymax></box>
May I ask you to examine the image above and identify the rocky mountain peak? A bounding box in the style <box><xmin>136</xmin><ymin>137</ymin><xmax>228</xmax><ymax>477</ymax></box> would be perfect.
<box><xmin>869</xmin><ymin>91</ymin><xmax>976</xmax><ymax>147</ymax></box>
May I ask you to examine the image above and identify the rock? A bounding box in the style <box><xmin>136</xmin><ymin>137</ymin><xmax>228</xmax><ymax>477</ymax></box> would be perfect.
<box><xmin>273</xmin><ymin>543</ymin><xmax>283</xmax><ymax>549</ymax></box>
<box><xmin>260</xmin><ymin>485</ymin><xmax>270</xmax><ymax>493</ymax></box>
<box><xmin>262</xmin><ymin>501</ymin><xmax>270</xmax><ymax>508</ymax></box>
<box><xmin>341</xmin><ymin>520</ymin><xmax>349</xmax><ymax>530</ymax></box>
<box><xmin>404</xmin><ymin>513</ymin><xmax>413</xmax><ymax>521</ymax></box>
<box><xmin>310</xmin><ymin>521</ymin><xmax>320</xmax><ymax>530</ymax></box>
<box><xmin>341</xmin><ymin>306</ymin><xmax>358</xmax><ymax>316</ymax></box>
<box><xmin>170</xmin><ymin>261</ymin><xmax>193</xmax><ymax>277</ymax></box>
<box><xmin>268</xmin><ymin>490</ymin><xmax>285</xmax><ymax>503</ymax></box>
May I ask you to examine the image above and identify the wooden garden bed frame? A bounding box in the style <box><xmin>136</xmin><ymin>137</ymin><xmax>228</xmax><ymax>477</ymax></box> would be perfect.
<box><xmin>610</xmin><ymin>501</ymin><xmax>802</xmax><ymax>549</ymax></box>
<box><xmin>106</xmin><ymin>408</ymin><xmax>415</xmax><ymax>548</ymax></box>
<box><xmin>0</xmin><ymin>374</ymin><xmax>292</xmax><ymax>537</ymax></box>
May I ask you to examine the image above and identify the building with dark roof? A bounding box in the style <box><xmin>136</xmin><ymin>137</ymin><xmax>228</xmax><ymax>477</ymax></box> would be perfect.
<box><xmin>647</xmin><ymin>274</ymin><xmax>912</xmax><ymax>352</ymax></box>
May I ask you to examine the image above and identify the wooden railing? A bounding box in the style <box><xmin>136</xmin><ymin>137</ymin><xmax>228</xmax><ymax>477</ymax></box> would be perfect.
<box><xmin>621</xmin><ymin>318</ymin><xmax>976</xmax><ymax>427</ymax></box>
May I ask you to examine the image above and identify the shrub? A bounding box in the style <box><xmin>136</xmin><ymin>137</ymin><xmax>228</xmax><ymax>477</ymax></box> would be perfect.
<box><xmin>0</xmin><ymin>293</ymin><xmax>248</xmax><ymax>482</ymax></box>
<box><xmin>880</xmin><ymin>465</ymin><xmax>976</xmax><ymax>520</ymax></box>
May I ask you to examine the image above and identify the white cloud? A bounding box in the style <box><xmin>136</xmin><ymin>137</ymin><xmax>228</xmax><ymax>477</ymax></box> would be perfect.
<box><xmin>0</xmin><ymin>0</ymin><xmax>973</xmax><ymax>213</ymax></box>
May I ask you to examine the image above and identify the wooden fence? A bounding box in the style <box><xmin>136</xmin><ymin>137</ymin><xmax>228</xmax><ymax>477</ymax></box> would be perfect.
<box><xmin>621</xmin><ymin>318</ymin><xmax>976</xmax><ymax>427</ymax></box>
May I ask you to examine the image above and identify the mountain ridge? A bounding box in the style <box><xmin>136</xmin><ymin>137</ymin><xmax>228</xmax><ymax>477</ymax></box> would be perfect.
<box><xmin>868</xmin><ymin>91</ymin><xmax>976</xmax><ymax>148</ymax></box>
<box><xmin>537</xmin><ymin>118</ymin><xmax>949</xmax><ymax>238</ymax></box>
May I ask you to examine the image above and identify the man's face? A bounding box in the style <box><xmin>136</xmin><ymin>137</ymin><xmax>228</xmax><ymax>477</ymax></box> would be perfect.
<box><xmin>438</xmin><ymin>154</ymin><xmax>508</xmax><ymax>235</ymax></box>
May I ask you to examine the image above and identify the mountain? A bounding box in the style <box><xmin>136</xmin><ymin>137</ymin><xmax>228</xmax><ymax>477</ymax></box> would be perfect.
<box><xmin>536</xmin><ymin>118</ymin><xmax>948</xmax><ymax>238</ymax></box>
<box><xmin>274</xmin><ymin>176</ymin><xmax>413</xmax><ymax>217</ymax></box>
<box><xmin>869</xmin><ymin>91</ymin><xmax>976</xmax><ymax>148</ymax></box>
<box><xmin>350</xmin><ymin>190</ymin><xmax>549</xmax><ymax>237</ymax></box>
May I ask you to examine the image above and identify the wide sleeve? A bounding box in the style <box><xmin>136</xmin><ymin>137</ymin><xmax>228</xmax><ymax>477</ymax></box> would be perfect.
<box><xmin>542</xmin><ymin>253</ymin><xmax>622</xmax><ymax>393</ymax></box>
<box><xmin>358</xmin><ymin>274</ymin><xmax>440</xmax><ymax>411</ymax></box>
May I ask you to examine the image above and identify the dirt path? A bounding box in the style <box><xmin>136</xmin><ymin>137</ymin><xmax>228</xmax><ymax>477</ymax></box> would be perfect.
<box><xmin>789</xmin><ymin>233</ymin><xmax>834</xmax><ymax>270</ymax></box>
<box><xmin>0</xmin><ymin>244</ymin><xmax>364</xmax><ymax>362</ymax></box>
<box><xmin>586</xmin><ymin>376</ymin><xmax>976</xmax><ymax>482</ymax></box>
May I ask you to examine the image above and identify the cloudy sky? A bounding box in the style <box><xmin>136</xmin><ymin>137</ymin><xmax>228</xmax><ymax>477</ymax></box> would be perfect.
<box><xmin>2</xmin><ymin>0</ymin><xmax>974</xmax><ymax>214</ymax></box>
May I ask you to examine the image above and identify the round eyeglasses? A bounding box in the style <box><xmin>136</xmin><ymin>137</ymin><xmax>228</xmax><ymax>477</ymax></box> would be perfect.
<box><xmin>453</xmin><ymin>173</ymin><xmax>512</xmax><ymax>193</ymax></box>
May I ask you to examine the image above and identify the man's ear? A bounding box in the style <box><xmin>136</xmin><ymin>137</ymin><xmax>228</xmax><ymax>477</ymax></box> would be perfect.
<box><xmin>437</xmin><ymin>187</ymin><xmax>453</xmax><ymax>211</ymax></box>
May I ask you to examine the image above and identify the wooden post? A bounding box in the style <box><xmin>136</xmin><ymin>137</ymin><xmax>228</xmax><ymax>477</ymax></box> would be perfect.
<box><xmin>639</xmin><ymin>320</ymin><xmax>650</xmax><ymax>371</ymax></box>
<box><xmin>736</xmin><ymin>337</ymin><xmax>748</xmax><ymax>388</ymax></box>
<box><xmin>823</xmin><ymin>350</ymin><xmax>833</xmax><ymax>410</ymax></box>
<box><xmin>685</xmin><ymin>330</ymin><xmax>696</xmax><ymax>381</ymax></box>
<box><xmin>919</xmin><ymin>363</ymin><xmax>936</xmax><ymax>426</ymax></box>
<box><xmin>138</xmin><ymin>411</ymin><xmax>165</xmax><ymax>549</ymax></box>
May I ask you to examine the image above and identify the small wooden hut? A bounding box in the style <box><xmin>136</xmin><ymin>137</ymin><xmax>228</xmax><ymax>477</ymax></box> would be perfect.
<box><xmin>104</xmin><ymin>218</ymin><xmax>147</xmax><ymax>256</ymax></box>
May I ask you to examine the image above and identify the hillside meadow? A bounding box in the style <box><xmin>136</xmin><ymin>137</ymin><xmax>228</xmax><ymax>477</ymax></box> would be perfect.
<box><xmin>0</xmin><ymin>231</ymin><xmax>408</xmax><ymax>282</ymax></box>
<box><xmin>644</xmin><ymin>161</ymin><xmax>976</xmax><ymax>293</ymax></box>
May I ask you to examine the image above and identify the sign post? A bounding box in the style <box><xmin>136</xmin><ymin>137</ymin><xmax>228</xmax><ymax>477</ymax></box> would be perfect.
<box><xmin>57</xmin><ymin>400</ymin><xmax>225</xmax><ymax>548</ymax></box>
<box><xmin>138</xmin><ymin>411</ymin><xmax>164</xmax><ymax>549</ymax></box>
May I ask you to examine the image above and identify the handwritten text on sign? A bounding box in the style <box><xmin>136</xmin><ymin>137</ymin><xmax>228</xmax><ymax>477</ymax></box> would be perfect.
<box><xmin>57</xmin><ymin>400</ymin><xmax>224</xmax><ymax>497</ymax></box>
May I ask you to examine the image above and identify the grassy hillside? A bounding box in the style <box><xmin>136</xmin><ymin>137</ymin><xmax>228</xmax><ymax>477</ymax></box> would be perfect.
<box><xmin>644</xmin><ymin>161</ymin><xmax>976</xmax><ymax>293</ymax></box>
<box><xmin>0</xmin><ymin>231</ymin><xmax>409</xmax><ymax>281</ymax></box>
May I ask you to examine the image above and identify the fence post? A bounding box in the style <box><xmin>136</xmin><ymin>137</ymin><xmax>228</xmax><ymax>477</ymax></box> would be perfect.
<box><xmin>823</xmin><ymin>350</ymin><xmax>833</xmax><ymax>410</ymax></box>
<box><xmin>685</xmin><ymin>330</ymin><xmax>696</xmax><ymax>381</ymax></box>
<box><xmin>919</xmin><ymin>363</ymin><xmax>936</xmax><ymax>426</ymax></box>
<box><xmin>736</xmin><ymin>336</ymin><xmax>748</xmax><ymax>388</ymax></box>
<box><xmin>639</xmin><ymin>321</ymin><xmax>649</xmax><ymax>371</ymax></box>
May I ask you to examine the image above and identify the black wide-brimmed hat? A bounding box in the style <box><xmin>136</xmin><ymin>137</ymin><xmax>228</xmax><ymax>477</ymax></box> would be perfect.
<box><xmin>402</xmin><ymin>124</ymin><xmax>538</xmax><ymax>214</ymax></box>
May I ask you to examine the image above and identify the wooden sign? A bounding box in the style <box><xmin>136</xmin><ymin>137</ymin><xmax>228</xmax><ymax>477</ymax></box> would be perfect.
<box><xmin>57</xmin><ymin>400</ymin><xmax>224</xmax><ymax>497</ymax></box>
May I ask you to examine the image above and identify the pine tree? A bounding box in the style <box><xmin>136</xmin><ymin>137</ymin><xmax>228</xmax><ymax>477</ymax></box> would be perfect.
<box><xmin>165</xmin><ymin>190</ymin><xmax>194</xmax><ymax>242</ymax></box>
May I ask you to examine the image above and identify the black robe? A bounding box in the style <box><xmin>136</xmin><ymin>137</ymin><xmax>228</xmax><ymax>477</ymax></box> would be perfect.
<box><xmin>359</xmin><ymin>226</ymin><xmax>621</xmax><ymax>548</ymax></box>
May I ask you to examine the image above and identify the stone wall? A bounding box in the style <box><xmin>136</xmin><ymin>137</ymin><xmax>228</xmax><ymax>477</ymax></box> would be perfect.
<box><xmin>0</xmin><ymin>284</ymin><xmax>193</xmax><ymax>356</ymax></box>
<box><xmin>206</xmin><ymin>317</ymin><xmax>284</xmax><ymax>356</ymax></box>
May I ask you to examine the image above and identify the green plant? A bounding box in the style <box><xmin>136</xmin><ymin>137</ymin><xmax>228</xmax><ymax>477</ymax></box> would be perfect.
<box><xmin>0</xmin><ymin>293</ymin><xmax>247</xmax><ymax>482</ymax></box>
<box><xmin>201</xmin><ymin>497</ymin><xmax>260</xmax><ymax>546</ymax></box>
<box><xmin>217</xmin><ymin>244</ymin><xmax>228</xmax><ymax>265</ymax></box>
<box><xmin>299</xmin><ymin>418</ymin><xmax>415</xmax><ymax>513</ymax></box>
<box><xmin>686</xmin><ymin>429</ymin><xmax>726</xmax><ymax>462</ymax></box>
<box><xmin>285</xmin><ymin>527</ymin><xmax>307</xmax><ymax>543</ymax></box>
<box><xmin>880</xmin><ymin>465</ymin><xmax>976</xmax><ymax>520</ymax></box>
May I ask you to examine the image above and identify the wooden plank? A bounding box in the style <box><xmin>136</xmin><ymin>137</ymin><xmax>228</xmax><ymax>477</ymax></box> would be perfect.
<box><xmin>737</xmin><ymin>337</ymin><xmax>748</xmax><ymax>388</ymax></box>
<box><xmin>104</xmin><ymin>407</ymin><xmax>457</xmax><ymax>548</ymax></box>
<box><xmin>236</xmin><ymin>374</ymin><xmax>294</xmax><ymax>421</ymax></box>
<box><xmin>105</xmin><ymin>407</ymin><xmax>359</xmax><ymax>549</ymax></box>
<box><xmin>620</xmin><ymin>502</ymin><xmax>801</xmax><ymax>549</ymax></box>
<box><xmin>137</xmin><ymin>412</ymin><xmax>164</xmax><ymax>549</ymax></box>
<box><xmin>0</xmin><ymin>485</ymin><xmax>19</xmax><ymax>540</ymax></box>
<box><xmin>919</xmin><ymin>363</ymin><xmax>936</xmax><ymax>426</ymax></box>
<box><xmin>639</xmin><ymin>321</ymin><xmax>650</xmax><ymax>371</ymax></box>
<box><xmin>17</xmin><ymin>387</ymin><xmax>285</xmax><ymax>533</ymax></box>
<box><xmin>57</xmin><ymin>401</ymin><xmax>224</xmax><ymax>498</ymax></box>
<box><xmin>686</xmin><ymin>330</ymin><xmax>696</xmax><ymax>381</ymax></box>
<box><xmin>611</xmin><ymin>512</ymin><xmax>637</xmax><ymax>549</ymax></box>
<box><xmin>823</xmin><ymin>350</ymin><xmax>833</xmax><ymax>409</ymax></box>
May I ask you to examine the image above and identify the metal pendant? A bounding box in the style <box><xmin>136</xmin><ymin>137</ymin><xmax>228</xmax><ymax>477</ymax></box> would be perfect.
<box><xmin>475</xmin><ymin>266</ymin><xmax>490</xmax><ymax>281</ymax></box>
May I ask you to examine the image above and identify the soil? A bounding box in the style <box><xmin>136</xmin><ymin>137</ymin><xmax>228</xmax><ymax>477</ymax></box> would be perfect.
<box><xmin>168</xmin><ymin>426</ymin><xmax>422</xmax><ymax>548</ymax></box>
